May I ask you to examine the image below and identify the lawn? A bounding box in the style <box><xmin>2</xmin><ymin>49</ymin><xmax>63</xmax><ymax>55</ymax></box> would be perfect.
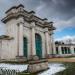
<box><xmin>55</xmin><ymin>62</ymin><xmax>75</xmax><ymax>75</ymax></box>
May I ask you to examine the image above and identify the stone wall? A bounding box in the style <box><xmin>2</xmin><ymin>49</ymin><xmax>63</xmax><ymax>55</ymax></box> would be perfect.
<box><xmin>27</xmin><ymin>59</ymin><xmax>48</xmax><ymax>73</ymax></box>
<box><xmin>0</xmin><ymin>4</ymin><xmax>55</xmax><ymax>60</ymax></box>
<box><xmin>1</xmin><ymin>19</ymin><xmax>18</xmax><ymax>60</ymax></box>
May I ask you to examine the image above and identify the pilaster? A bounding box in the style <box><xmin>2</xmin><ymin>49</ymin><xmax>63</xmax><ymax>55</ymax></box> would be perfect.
<box><xmin>44</xmin><ymin>28</ymin><xmax>50</xmax><ymax>56</ymax></box>
<box><xmin>17</xmin><ymin>22</ymin><xmax>24</xmax><ymax>56</ymax></box>
<box><xmin>31</xmin><ymin>22</ymin><xmax>36</xmax><ymax>56</ymax></box>
<box><xmin>70</xmin><ymin>46</ymin><xmax>74</xmax><ymax>54</ymax></box>
<box><xmin>59</xmin><ymin>46</ymin><xmax>62</xmax><ymax>55</ymax></box>
<box><xmin>49</xmin><ymin>31</ymin><xmax>56</xmax><ymax>54</ymax></box>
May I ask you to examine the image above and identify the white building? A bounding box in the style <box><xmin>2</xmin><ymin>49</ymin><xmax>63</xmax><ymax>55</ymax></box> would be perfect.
<box><xmin>0</xmin><ymin>4</ymin><xmax>55</xmax><ymax>60</ymax></box>
<box><xmin>55</xmin><ymin>43</ymin><xmax>75</xmax><ymax>57</ymax></box>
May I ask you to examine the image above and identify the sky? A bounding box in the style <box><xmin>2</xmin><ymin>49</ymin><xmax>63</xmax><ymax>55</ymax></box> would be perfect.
<box><xmin>0</xmin><ymin>0</ymin><xmax>75</xmax><ymax>41</ymax></box>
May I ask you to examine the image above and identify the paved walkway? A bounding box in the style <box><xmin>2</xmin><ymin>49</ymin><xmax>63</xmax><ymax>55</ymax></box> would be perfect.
<box><xmin>48</xmin><ymin>57</ymin><xmax>75</xmax><ymax>62</ymax></box>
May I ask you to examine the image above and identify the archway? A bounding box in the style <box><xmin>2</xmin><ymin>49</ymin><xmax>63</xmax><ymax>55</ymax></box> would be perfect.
<box><xmin>35</xmin><ymin>33</ymin><xmax>42</xmax><ymax>58</ymax></box>
<box><xmin>23</xmin><ymin>37</ymin><xmax>28</xmax><ymax>57</ymax></box>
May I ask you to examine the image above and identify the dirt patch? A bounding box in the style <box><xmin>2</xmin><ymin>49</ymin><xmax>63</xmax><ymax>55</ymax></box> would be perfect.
<box><xmin>48</xmin><ymin>58</ymin><xmax>75</xmax><ymax>62</ymax></box>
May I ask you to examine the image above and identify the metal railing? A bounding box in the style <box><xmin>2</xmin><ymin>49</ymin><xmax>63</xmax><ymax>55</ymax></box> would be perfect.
<box><xmin>0</xmin><ymin>68</ymin><xmax>19</xmax><ymax>75</ymax></box>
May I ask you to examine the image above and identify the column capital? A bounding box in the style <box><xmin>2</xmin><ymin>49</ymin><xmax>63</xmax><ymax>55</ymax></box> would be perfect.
<box><xmin>30</xmin><ymin>22</ymin><xmax>35</xmax><ymax>28</ymax></box>
<box><xmin>49</xmin><ymin>31</ymin><xmax>54</xmax><ymax>35</ymax></box>
<box><xmin>44</xmin><ymin>28</ymin><xmax>48</xmax><ymax>32</ymax></box>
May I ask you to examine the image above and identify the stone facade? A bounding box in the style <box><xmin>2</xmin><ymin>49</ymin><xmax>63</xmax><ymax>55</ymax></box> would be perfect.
<box><xmin>0</xmin><ymin>4</ymin><xmax>55</xmax><ymax>60</ymax></box>
<box><xmin>27</xmin><ymin>59</ymin><xmax>48</xmax><ymax>73</ymax></box>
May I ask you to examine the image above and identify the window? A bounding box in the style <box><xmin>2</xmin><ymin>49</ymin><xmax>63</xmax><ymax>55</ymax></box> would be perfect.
<box><xmin>64</xmin><ymin>47</ymin><xmax>67</xmax><ymax>54</ymax></box>
<box><xmin>67</xmin><ymin>47</ymin><xmax>71</xmax><ymax>54</ymax></box>
<box><xmin>35</xmin><ymin>33</ymin><xmax>42</xmax><ymax>58</ymax></box>
<box><xmin>74</xmin><ymin>48</ymin><xmax>75</xmax><ymax>53</ymax></box>
<box><xmin>23</xmin><ymin>37</ymin><xmax>28</xmax><ymax>57</ymax></box>
<box><xmin>61</xmin><ymin>47</ymin><xmax>65</xmax><ymax>54</ymax></box>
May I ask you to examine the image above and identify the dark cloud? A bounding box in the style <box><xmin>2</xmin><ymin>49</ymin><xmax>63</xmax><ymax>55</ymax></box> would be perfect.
<box><xmin>0</xmin><ymin>0</ymin><xmax>75</xmax><ymax>20</ymax></box>
<box><xmin>0</xmin><ymin>0</ymin><xmax>75</xmax><ymax>33</ymax></box>
<box><xmin>36</xmin><ymin>0</ymin><xmax>75</xmax><ymax>20</ymax></box>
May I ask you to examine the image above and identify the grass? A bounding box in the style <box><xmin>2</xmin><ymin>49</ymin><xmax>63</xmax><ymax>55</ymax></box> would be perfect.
<box><xmin>55</xmin><ymin>62</ymin><xmax>75</xmax><ymax>75</ymax></box>
<box><xmin>18</xmin><ymin>62</ymin><xmax>75</xmax><ymax>75</ymax></box>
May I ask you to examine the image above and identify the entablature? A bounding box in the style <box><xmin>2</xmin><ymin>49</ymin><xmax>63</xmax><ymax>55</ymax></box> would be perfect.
<box><xmin>2</xmin><ymin>4</ymin><xmax>56</xmax><ymax>31</ymax></box>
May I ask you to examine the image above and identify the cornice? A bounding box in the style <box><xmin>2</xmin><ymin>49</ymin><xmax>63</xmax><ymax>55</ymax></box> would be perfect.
<box><xmin>5</xmin><ymin>4</ymin><xmax>24</xmax><ymax>14</ymax></box>
<box><xmin>2</xmin><ymin>4</ymin><xmax>56</xmax><ymax>30</ymax></box>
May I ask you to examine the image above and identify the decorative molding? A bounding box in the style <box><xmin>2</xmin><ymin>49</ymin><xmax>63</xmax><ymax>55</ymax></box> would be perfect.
<box><xmin>30</xmin><ymin>22</ymin><xmax>35</xmax><ymax>29</ymax></box>
<box><xmin>43</xmin><ymin>28</ymin><xmax>48</xmax><ymax>32</ymax></box>
<box><xmin>2</xmin><ymin>4</ymin><xmax>55</xmax><ymax>31</ymax></box>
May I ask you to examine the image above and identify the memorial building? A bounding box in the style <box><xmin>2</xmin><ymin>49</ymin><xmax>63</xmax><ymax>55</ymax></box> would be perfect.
<box><xmin>0</xmin><ymin>4</ymin><xmax>55</xmax><ymax>60</ymax></box>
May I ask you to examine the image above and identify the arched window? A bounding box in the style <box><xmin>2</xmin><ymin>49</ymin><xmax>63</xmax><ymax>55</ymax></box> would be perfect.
<box><xmin>23</xmin><ymin>37</ymin><xmax>28</xmax><ymax>57</ymax></box>
<box><xmin>64</xmin><ymin>47</ymin><xmax>67</xmax><ymax>54</ymax></box>
<box><xmin>74</xmin><ymin>48</ymin><xmax>75</xmax><ymax>53</ymax></box>
<box><xmin>35</xmin><ymin>33</ymin><xmax>42</xmax><ymax>58</ymax></box>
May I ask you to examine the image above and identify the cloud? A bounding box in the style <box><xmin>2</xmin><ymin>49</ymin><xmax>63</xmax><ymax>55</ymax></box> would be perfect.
<box><xmin>32</xmin><ymin>0</ymin><xmax>75</xmax><ymax>31</ymax></box>
<box><xmin>55</xmin><ymin>35</ymin><xmax>75</xmax><ymax>41</ymax></box>
<box><xmin>0</xmin><ymin>0</ymin><xmax>75</xmax><ymax>35</ymax></box>
<box><xmin>0</xmin><ymin>22</ymin><xmax>5</xmax><ymax>35</ymax></box>
<box><xmin>37</xmin><ymin>0</ymin><xmax>75</xmax><ymax>20</ymax></box>
<box><xmin>54</xmin><ymin>16</ymin><xmax>75</xmax><ymax>31</ymax></box>
<box><xmin>55</xmin><ymin>35</ymin><xmax>75</xmax><ymax>44</ymax></box>
<box><xmin>35</xmin><ymin>1</ymin><xmax>45</xmax><ymax>13</ymax></box>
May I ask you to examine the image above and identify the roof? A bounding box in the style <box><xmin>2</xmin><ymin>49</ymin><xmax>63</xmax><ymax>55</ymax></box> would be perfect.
<box><xmin>55</xmin><ymin>43</ymin><xmax>75</xmax><ymax>46</ymax></box>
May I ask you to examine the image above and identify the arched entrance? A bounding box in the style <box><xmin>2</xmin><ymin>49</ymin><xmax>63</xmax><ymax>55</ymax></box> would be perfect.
<box><xmin>35</xmin><ymin>33</ymin><xmax>42</xmax><ymax>58</ymax></box>
<box><xmin>23</xmin><ymin>37</ymin><xmax>28</xmax><ymax>57</ymax></box>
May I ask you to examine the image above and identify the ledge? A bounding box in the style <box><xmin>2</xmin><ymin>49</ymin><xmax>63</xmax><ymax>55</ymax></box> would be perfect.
<box><xmin>0</xmin><ymin>35</ymin><xmax>14</xmax><ymax>40</ymax></box>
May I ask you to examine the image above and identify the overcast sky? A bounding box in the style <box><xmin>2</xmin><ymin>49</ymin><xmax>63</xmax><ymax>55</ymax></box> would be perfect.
<box><xmin>0</xmin><ymin>0</ymin><xmax>75</xmax><ymax>41</ymax></box>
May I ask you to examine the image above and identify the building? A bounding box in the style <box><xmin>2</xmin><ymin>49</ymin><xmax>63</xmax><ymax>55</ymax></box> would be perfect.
<box><xmin>55</xmin><ymin>43</ymin><xmax>75</xmax><ymax>57</ymax></box>
<box><xmin>0</xmin><ymin>4</ymin><xmax>55</xmax><ymax>60</ymax></box>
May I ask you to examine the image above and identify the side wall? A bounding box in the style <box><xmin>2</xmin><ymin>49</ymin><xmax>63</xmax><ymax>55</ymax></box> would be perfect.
<box><xmin>1</xmin><ymin>19</ymin><xmax>18</xmax><ymax>59</ymax></box>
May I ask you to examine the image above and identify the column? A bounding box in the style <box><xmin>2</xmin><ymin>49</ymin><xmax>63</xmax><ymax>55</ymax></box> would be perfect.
<box><xmin>42</xmin><ymin>34</ymin><xmax>45</xmax><ymax>58</ymax></box>
<box><xmin>50</xmin><ymin>31</ymin><xmax>56</xmax><ymax>54</ymax></box>
<box><xmin>31</xmin><ymin>22</ymin><xmax>36</xmax><ymax>56</ymax></box>
<box><xmin>49</xmin><ymin>33</ymin><xmax>53</xmax><ymax>54</ymax></box>
<box><xmin>70</xmin><ymin>46</ymin><xmax>74</xmax><ymax>54</ymax></box>
<box><xmin>44</xmin><ymin>28</ymin><xmax>50</xmax><ymax>55</ymax></box>
<box><xmin>18</xmin><ymin>22</ymin><xmax>24</xmax><ymax>56</ymax></box>
<box><xmin>59</xmin><ymin>46</ymin><xmax>62</xmax><ymax>55</ymax></box>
